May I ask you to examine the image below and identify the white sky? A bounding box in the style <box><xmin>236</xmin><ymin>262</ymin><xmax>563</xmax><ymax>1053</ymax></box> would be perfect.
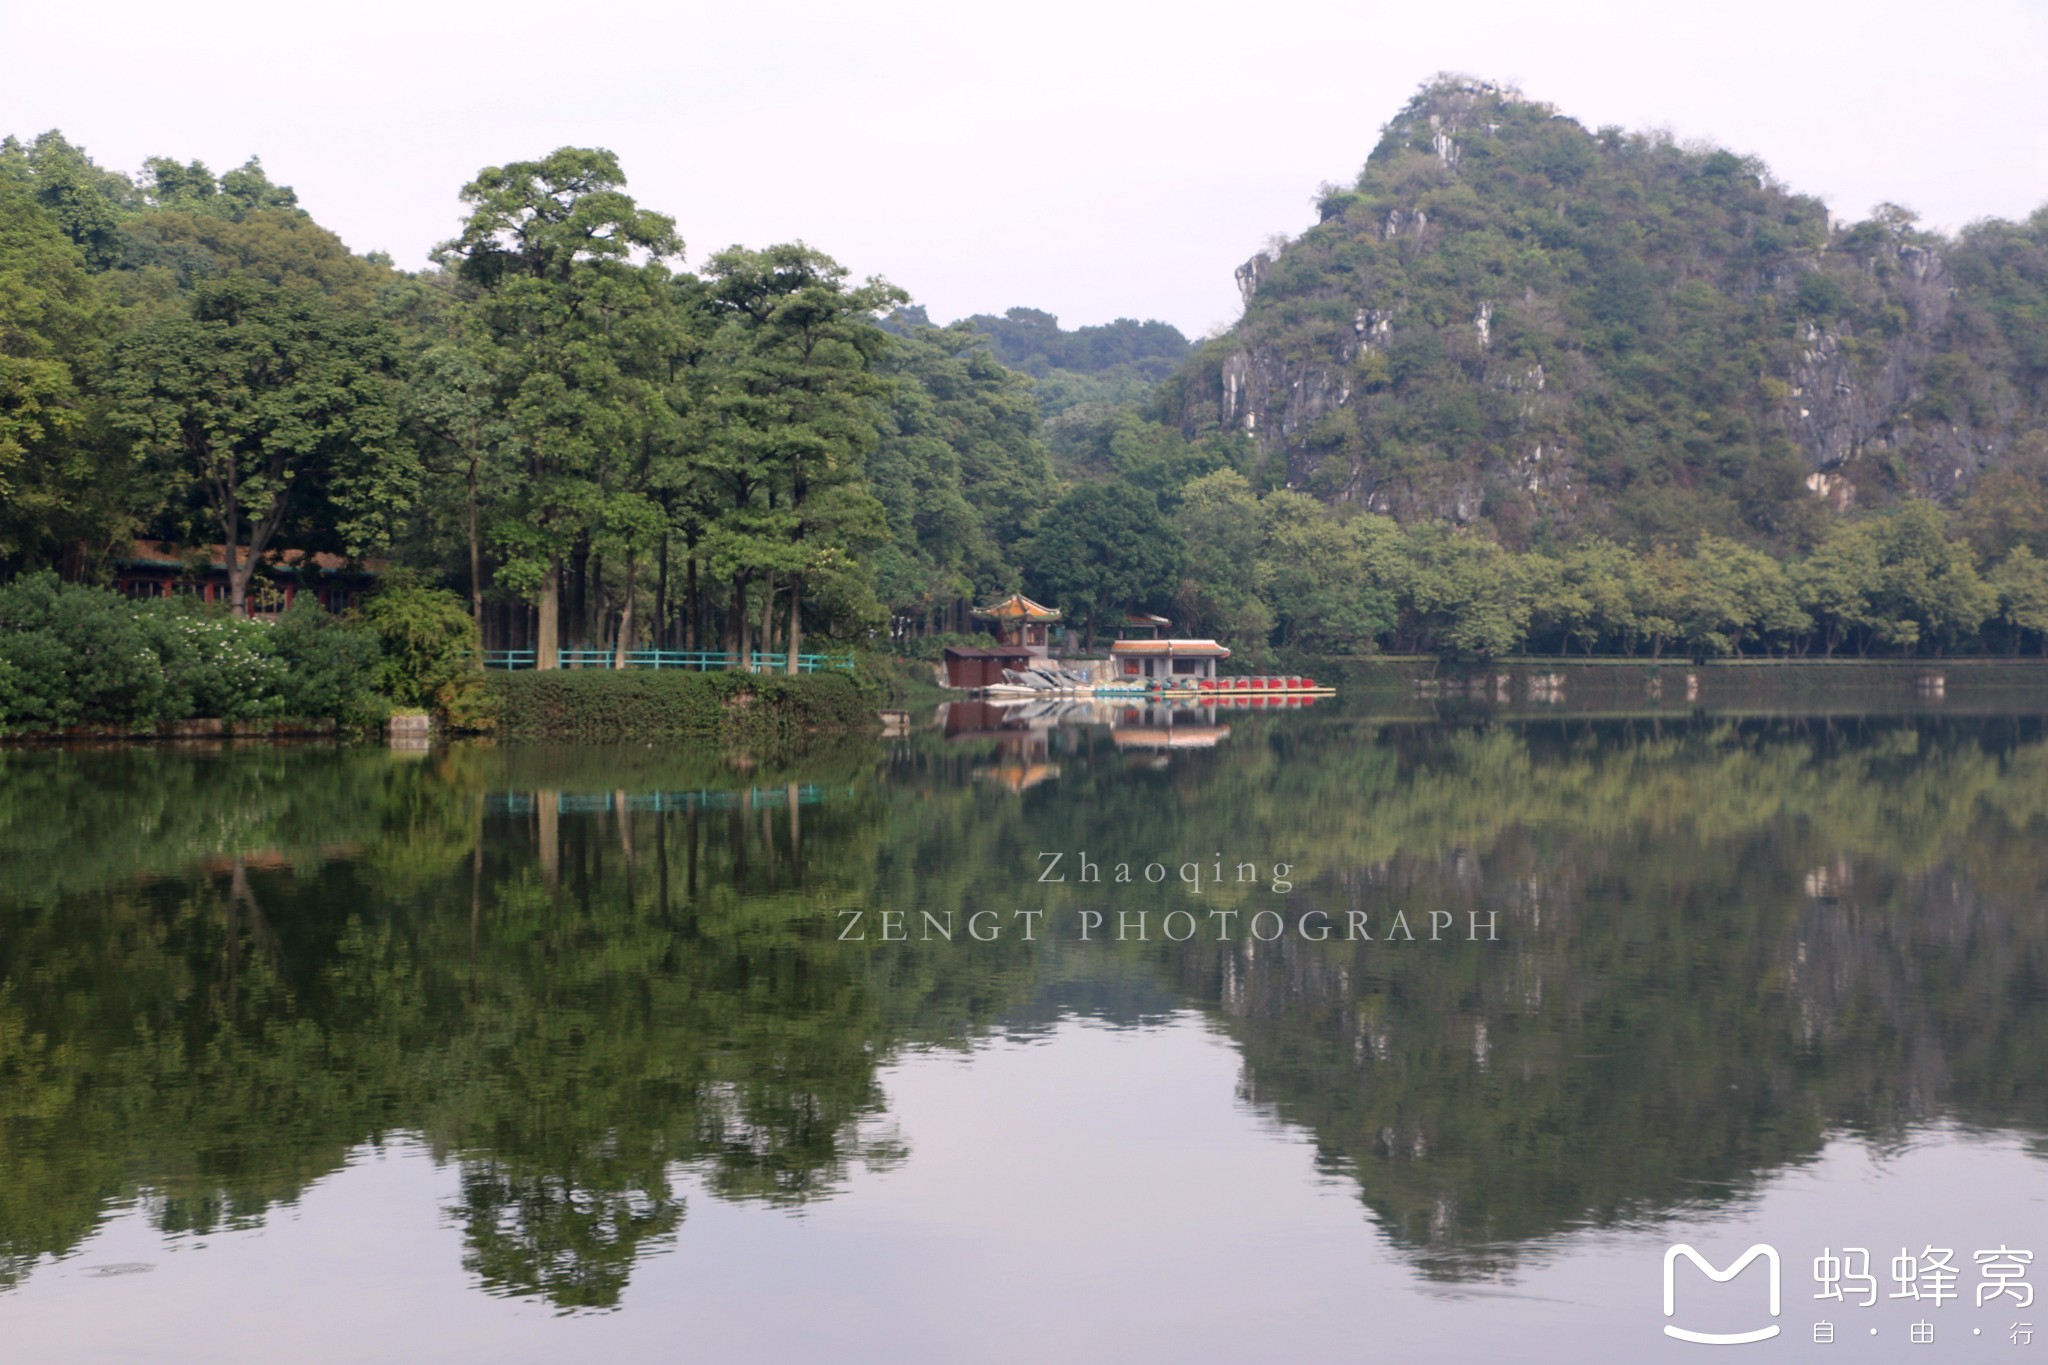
<box><xmin>6</xmin><ymin>0</ymin><xmax>2046</xmax><ymax>337</ymax></box>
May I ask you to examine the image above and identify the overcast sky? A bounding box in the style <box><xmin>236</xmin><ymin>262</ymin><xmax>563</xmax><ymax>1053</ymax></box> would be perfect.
<box><xmin>6</xmin><ymin>0</ymin><xmax>2046</xmax><ymax>336</ymax></box>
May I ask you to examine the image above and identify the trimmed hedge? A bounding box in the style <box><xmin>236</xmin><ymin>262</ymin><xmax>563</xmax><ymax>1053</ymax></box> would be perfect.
<box><xmin>488</xmin><ymin>668</ymin><xmax>886</xmax><ymax>743</ymax></box>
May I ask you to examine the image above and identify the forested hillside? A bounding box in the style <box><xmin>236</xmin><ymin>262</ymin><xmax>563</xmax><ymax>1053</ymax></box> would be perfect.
<box><xmin>1168</xmin><ymin>77</ymin><xmax>2048</xmax><ymax>547</ymax></box>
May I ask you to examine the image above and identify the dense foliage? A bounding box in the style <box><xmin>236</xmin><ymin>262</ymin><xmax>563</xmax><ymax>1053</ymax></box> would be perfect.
<box><xmin>1170</xmin><ymin>473</ymin><xmax>2048</xmax><ymax>660</ymax></box>
<box><xmin>935</xmin><ymin>305</ymin><xmax>1192</xmax><ymax>417</ymax></box>
<box><xmin>0</xmin><ymin>571</ymin><xmax>382</xmax><ymax>730</ymax></box>
<box><xmin>3</xmin><ymin>83</ymin><xmax>2047</xmax><ymax>668</ymax></box>
<box><xmin>0</xmin><ymin>137</ymin><xmax>1061</xmax><ymax>664</ymax></box>
<box><xmin>352</xmin><ymin>576</ymin><xmax>494</xmax><ymax>728</ymax></box>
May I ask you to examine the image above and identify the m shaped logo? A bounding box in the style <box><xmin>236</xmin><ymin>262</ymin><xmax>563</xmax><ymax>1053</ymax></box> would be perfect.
<box><xmin>1663</xmin><ymin>1244</ymin><xmax>1782</xmax><ymax>1345</ymax></box>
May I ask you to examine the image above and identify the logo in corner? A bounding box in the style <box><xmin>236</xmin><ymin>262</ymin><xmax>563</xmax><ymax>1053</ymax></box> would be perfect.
<box><xmin>1663</xmin><ymin>1243</ymin><xmax>1781</xmax><ymax>1345</ymax></box>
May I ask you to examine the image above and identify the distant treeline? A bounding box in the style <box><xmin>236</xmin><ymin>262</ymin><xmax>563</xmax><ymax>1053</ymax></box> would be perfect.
<box><xmin>1169</xmin><ymin>474</ymin><xmax>2048</xmax><ymax>660</ymax></box>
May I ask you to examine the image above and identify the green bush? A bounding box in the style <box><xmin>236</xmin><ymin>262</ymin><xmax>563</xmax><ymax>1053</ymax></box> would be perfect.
<box><xmin>0</xmin><ymin>572</ymin><xmax>170</xmax><ymax>729</ymax></box>
<box><xmin>0</xmin><ymin>572</ymin><xmax>395</xmax><ymax>734</ymax></box>
<box><xmin>136</xmin><ymin>599</ymin><xmax>288</xmax><ymax>721</ymax></box>
<box><xmin>271</xmin><ymin>598</ymin><xmax>384</xmax><ymax>727</ymax></box>
<box><xmin>354</xmin><ymin>576</ymin><xmax>495</xmax><ymax>729</ymax></box>
<box><xmin>490</xmin><ymin>668</ymin><xmax>882</xmax><ymax>742</ymax></box>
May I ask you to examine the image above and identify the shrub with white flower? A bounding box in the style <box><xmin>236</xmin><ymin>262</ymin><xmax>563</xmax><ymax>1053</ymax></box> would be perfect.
<box><xmin>138</xmin><ymin>604</ymin><xmax>291</xmax><ymax>720</ymax></box>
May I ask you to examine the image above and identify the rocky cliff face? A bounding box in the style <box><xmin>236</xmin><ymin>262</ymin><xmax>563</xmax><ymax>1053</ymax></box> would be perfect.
<box><xmin>1176</xmin><ymin>78</ymin><xmax>2048</xmax><ymax>544</ymax></box>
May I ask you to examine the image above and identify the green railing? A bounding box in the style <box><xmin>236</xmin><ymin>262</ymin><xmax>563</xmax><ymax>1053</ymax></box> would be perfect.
<box><xmin>484</xmin><ymin>648</ymin><xmax>854</xmax><ymax>674</ymax></box>
<box><xmin>488</xmin><ymin>786</ymin><xmax>852</xmax><ymax>814</ymax></box>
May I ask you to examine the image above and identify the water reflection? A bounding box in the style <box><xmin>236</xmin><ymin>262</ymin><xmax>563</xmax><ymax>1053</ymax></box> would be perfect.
<box><xmin>0</xmin><ymin>709</ymin><xmax>2045</xmax><ymax>1317</ymax></box>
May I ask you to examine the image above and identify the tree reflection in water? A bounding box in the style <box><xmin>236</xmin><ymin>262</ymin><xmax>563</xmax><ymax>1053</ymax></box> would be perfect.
<box><xmin>0</xmin><ymin>715</ymin><xmax>2043</xmax><ymax>1307</ymax></box>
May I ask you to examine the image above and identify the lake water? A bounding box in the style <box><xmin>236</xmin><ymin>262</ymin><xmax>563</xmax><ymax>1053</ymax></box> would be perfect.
<box><xmin>3</xmin><ymin>678</ymin><xmax>2046</xmax><ymax>1361</ymax></box>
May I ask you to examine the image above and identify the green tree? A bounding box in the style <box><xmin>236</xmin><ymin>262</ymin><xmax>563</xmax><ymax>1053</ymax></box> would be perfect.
<box><xmin>1624</xmin><ymin>547</ymin><xmax>1687</xmax><ymax>658</ymax></box>
<box><xmin>694</xmin><ymin>244</ymin><xmax>903</xmax><ymax>670</ymax></box>
<box><xmin>1989</xmin><ymin>544</ymin><xmax>2048</xmax><ymax>654</ymax></box>
<box><xmin>355</xmin><ymin>575</ymin><xmax>492</xmax><ymax>726</ymax></box>
<box><xmin>406</xmin><ymin>334</ymin><xmax>512</xmax><ymax>623</ymax></box>
<box><xmin>1259</xmin><ymin>492</ymin><xmax>1394</xmax><ymax>653</ymax></box>
<box><xmin>0</xmin><ymin>131</ymin><xmax>133</xmax><ymax>270</ymax></box>
<box><xmin>142</xmin><ymin>156</ymin><xmax>299</xmax><ymax>219</ymax></box>
<box><xmin>1868</xmin><ymin>501</ymin><xmax>1996</xmax><ymax>654</ymax></box>
<box><xmin>118</xmin><ymin>205</ymin><xmax>392</xmax><ymax>312</ymax></box>
<box><xmin>1561</xmin><ymin>539</ymin><xmax>1640</xmax><ymax>653</ymax></box>
<box><xmin>868</xmin><ymin>321</ymin><xmax>1052</xmax><ymax>631</ymax></box>
<box><xmin>0</xmin><ymin>571</ymin><xmax>169</xmax><ymax>727</ymax></box>
<box><xmin>1395</xmin><ymin>524</ymin><xmax>1527</xmax><ymax>658</ymax></box>
<box><xmin>0</xmin><ymin>177</ymin><xmax>136</xmax><ymax>573</ymax></box>
<box><xmin>1956</xmin><ymin>436</ymin><xmax>2048</xmax><ymax>562</ymax></box>
<box><xmin>269</xmin><ymin>596</ymin><xmax>382</xmax><ymax>724</ymax></box>
<box><xmin>1794</xmin><ymin>522</ymin><xmax>1882</xmax><ymax>656</ymax></box>
<box><xmin>111</xmin><ymin>276</ymin><xmax>415</xmax><ymax>610</ymax></box>
<box><xmin>1025</xmin><ymin>482</ymin><xmax>1183</xmax><ymax>647</ymax></box>
<box><xmin>1172</xmin><ymin>469</ymin><xmax>1274</xmax><ymax>649</ymax></box>
<box><xmin>438</xmin><ymin>147</ymin><xmax>682</xmax><ymax>668</ymax></box>
<box><xmin>1682</xmin><ymin>534</ymin><xmax>1805</xmax><ymax>657</ymax></box>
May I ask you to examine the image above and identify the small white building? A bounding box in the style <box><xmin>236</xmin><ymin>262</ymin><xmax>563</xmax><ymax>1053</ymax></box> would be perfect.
<box><xmin>1108</xmin><ymin>638</ymin><xmax>1230</xmax><ymax>682</ymax></box>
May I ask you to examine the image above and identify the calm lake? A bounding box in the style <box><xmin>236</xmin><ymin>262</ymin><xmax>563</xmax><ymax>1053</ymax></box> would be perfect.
<box><xmin>3</xmin><ymin>672</ymin><xmax>2046</xmax><ymax>1361</ymax></box>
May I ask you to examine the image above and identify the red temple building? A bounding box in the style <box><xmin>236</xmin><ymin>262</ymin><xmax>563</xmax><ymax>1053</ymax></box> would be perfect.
<box><xmin>111</xmin><ymin>540</ymin><xmax>383</xmax><ymax>617</ymax></box>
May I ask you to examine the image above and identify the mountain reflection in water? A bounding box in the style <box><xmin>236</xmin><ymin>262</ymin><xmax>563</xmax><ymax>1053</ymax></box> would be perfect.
<box><xmin>0</xmin><ymin>706</ymin><xmax>2044</xmax><ymax>1322</ymax></box>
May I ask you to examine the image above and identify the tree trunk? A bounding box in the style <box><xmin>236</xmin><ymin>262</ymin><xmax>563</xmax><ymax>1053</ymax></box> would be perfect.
<box><xmin>786</xmin><ymin>574</ymin><xmax>803</xmax><ymax>674</ymax></box>
<box><xmin>656</xmin><ymin>535</ymin><xmax>669</xmax><ymax>651</ymax></box>
<box><xmin>466</xmin><ymin>453</ymin><xmax>484</xmax><ymax>624</ymax></box>
<box><xmin>569</xmin><ymin>541</ymin><xmax>589</xmax><ymax>648</ymax></box>
<box><xmin>759</xmin><ymin>571</ymin><xmax>776</xmax><ymax>670</ymax></box>
<box><xmin>614</xmin><ymin>552</ymin><xmax>637</xmax><ymax>669</ymax></box>
<box><xmin>227</xmin><ymin>555</ymin><xmax>256</xmax><ymax>613</ymax></box>
<box><xmin>732</xmin><ymin>573</ymin><xmax>750</xmax><ymax>671</ymax></box>
<box><xmin>537</xmin><ymin>557</ymin><xmax>561</xmax><ymax>670</ymax></box>
<box><xmin>685</xmin><ymin>555</ymin><xmax>698</xmax><ymax>651</ymax></box>
<box><xmin>219</xmin><ymin>486</ymin><xmax>249</xmax><ymax>612</ymax></box>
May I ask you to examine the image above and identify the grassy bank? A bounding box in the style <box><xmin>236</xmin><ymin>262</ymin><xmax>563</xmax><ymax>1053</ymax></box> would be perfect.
<box><xmin>489</xmin><ymin>669</ymin><xmax>887</xmax><ymax>743</ymax></box>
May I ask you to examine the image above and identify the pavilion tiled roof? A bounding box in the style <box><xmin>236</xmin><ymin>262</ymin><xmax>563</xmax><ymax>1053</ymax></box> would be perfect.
<box><xmin>972</xmin><ymin>592</ymin><xmax>1061</xmax><ymax>622</ymax></box>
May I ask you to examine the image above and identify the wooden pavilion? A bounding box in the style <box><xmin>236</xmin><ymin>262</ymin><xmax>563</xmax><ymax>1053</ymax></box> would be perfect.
<box><xmin>971</xmin><ymin>592</ymin><xmax>1061</xmax><ymax>658</ymax></box>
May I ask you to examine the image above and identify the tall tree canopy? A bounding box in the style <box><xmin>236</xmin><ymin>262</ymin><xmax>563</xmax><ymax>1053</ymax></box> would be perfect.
<box><xmin>692</xmin><ymin>244</ymin><xmax>904</xmax><ymax>669</ymax></box>
<box><xmin>436</xmin><ymin>147</ymin><xmax>682</xmax><ymax>665</ymax></box>
<box><xmin>1024</xmin><ymin>481</ymin><xmax>1184</xmax><ymax>647</ymax></box>
<box><xmin>112</xmin><ymin>276</ymin><xmax>413</xmax><ymax>609</ymax></box>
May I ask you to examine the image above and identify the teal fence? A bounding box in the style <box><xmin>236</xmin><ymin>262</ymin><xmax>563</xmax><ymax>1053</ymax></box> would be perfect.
<box><xmin>488</xmin><ymin>786</ymin><xmax>851</xmax><ymax>814</ymax></box>
<box><xmin>484</xmin><ymin>648</ymin><xmax>855</xmax><ymax>674</ymax></box>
